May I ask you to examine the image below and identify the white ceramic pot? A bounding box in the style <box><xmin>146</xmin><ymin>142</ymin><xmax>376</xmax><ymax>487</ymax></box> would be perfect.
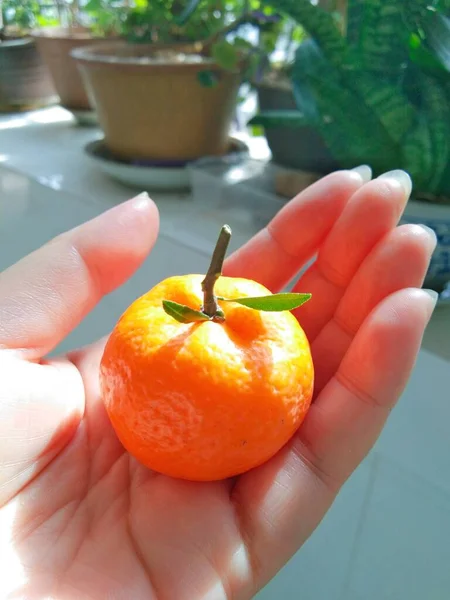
<box><xmin>401</xmin><ymin>198</ymin><xmax>450</xmax><ymax>289</ymax></box>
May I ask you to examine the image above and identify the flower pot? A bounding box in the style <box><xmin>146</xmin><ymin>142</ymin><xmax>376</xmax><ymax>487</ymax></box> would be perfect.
<box><xmin>401</xmin><ymin>197</ymin><xmax>450</xmax><ymax>291</ymax></box>
<box><xmin>71</xmin><ymin>41</ymin><xmax>243</xmax><ymax>161</ymax></box>
<box><xmin>256</xmin><ymin>82</ymin><xmax>339</xmax><ymax>174</ymax></box>
<box><xmin>32</xmin><ymin>27</ymin><xmax>111</xmax><ymax>112</ymax></box>
<box><xmin>0</xmin><ymin>37</ymin><xmax>58</xmax><ymax>112</ymax></box>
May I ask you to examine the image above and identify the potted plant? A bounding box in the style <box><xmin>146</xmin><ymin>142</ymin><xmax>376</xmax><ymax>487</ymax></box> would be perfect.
<box><xmin>71</xmin><ymin>0</ymin><xmax>288</xmax><ymax>163</ymax></box>
<box><xmin>0</xmin><ymin>0</ymin><xmax>57</xmax><ymax>112</ymax></box>
<box><xmin>32</xmin><ymin>0</ymin><xmax>126</xmax><ymax>123</ymax></box>
<box><xmin>251</xmin><ymin>0</ymin><xmax>345</xmax><ymax>172</ymax></box>
<box><xmin>249</xmin><ymin>0</ymin><xmax>450</xmax><ymax>290</ymax></box>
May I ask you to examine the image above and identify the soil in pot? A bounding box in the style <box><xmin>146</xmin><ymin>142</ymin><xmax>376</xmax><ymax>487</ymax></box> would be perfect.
<box><xmin>256</xmin><ymin>76</ymin><xmax>339</xmax><ymax>174</ymax></box>
<box><xmin>72</xmin><ymin>42</ymin><xmax>244</xmax><ymax>162</ymax></box>
<box><xmin>0</xmin><ymin>37</ymin><xmax>58</xmax><ymax>112</ymax></box>
<box><xmin>32</xmin><ymin>27</ymin><xmax>111</xmax><ymax>112</ymax></box>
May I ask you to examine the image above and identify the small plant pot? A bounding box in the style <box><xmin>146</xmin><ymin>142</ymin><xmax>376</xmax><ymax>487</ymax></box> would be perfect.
<box><xmin>401</xmin><ymin>197</ymin><xmax>450</xmax><ymax>291</ymax></box>
<box><xmin>256</xmin><ymin>81</ymin><xmax>339</xmax><ymax>174</ymax></box>
<box><xmin>0</xmin><ymin>37</ymin><xmax>58</xmax><ymax>112</ymax></box>
<box><xmin>32</xmin><ymin>27</ymin><xmax>112</xmax><ymax>113</ymax></box>
<box><xmin>71</xmin><ymin>41</ymin><xmax>244</xmax><ymax>161</ymax></box>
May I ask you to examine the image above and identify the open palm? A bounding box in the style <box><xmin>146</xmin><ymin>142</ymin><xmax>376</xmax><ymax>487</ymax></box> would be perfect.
<box><xmin>0</xmin><ymin>169</ymin><xmax>437</xmax><ymax>599</ymax></box>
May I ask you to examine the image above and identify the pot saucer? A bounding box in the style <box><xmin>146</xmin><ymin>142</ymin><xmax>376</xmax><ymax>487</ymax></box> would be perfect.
<box><xmin>84</xmin><ymin>137</ymin><xmax>249</xmax><ymax>192</ymax></box>
<box><xmin>69</xmin><ymin>108</ymin><xmax>98</xmax><ymax>127</ymax></box>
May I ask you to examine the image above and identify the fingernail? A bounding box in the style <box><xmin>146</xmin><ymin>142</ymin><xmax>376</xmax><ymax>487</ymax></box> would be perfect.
<box><xmin>417</xmin><ymin>223</ymin><xmax>437</xmax><ymax>246</ymax></box>
<box><xmin>422</xmin><ymin>288</ymin><xmax>439</xmax><ymax>312</ymax></box>
<box><xmin>377</xmin><ymin>169</ymin><xmax>412</xmax><ymax>197</ymax></box>
<box><xmin>350</xmin><ymin>164</ymin><xmax>372</xmax><ymax>183</ymax></box>
<box><xmin>131</xmin><ymin>191</ymin><xmax>151</xmax><ymax>210</ymax></box>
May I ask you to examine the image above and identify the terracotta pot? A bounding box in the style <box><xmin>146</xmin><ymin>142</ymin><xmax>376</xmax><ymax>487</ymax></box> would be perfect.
<box><xmin>32</xmin><ymin>27</ymin><xmax>111</xmax><ymax>111</ymax></box>
<box><xmin>0</xmin><ymin>37</ymin><xmax>58</xmax><ymax>112</ymax></box>
<box><xmin>256</xmin><ymin>82</ymin><xmax>339</xmax><ymax>174</ymax></box>
<box><xmin>71</xmin><ymin>41</ymin><xmax>244</xmax><ymax>161</ymax></box>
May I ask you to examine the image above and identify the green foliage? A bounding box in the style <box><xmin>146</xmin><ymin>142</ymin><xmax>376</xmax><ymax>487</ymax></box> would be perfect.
<box><xmin>197</xmin><ymin>70</ymin><xmax>219</xmax><ymax>87</ymax></box>
<box><xmin>1</xmin><ymin>0</ymin><xmax>58</xmax><ymax>33</ymax></box>
<box><xmin>252</xmin><ymin>0</ymin><xmax>450</xmax><ymax>197</ymax></box>
<box><xmin>217</xmin><ymin>292</ymin><xmax>312</xmax><ymax>311</ymax></box>
<box><xmin>162</xmin><ymin>300</ymin><xmax>211</xmax><ymax>323</ymax></box>
<box><xmin>83</xmin><ymin>0</ymin><xmax>131</xmax><ymax>36</ymax></box>
<box><xmin>250</xmin><ymin>109</ymin><xmax>307</xmax><ymax>127</ymax></box>
<box><xmin>1</xmin><ymin>0</ymin><xmax>298</xmax><ymax>52</ymax></box>
<box><xmin>211</xmin><ymin>39</ymin><xmax>240</xmax><ymax>70</ymax></box>
<box><xmin>121</xmin><ymin>0</ymin><xmax>233</xmax><ymax>44</ymax></box>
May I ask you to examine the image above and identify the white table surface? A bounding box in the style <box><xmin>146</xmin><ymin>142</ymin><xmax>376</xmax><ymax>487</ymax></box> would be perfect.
<box><xmin>1</xmin><ymin>107</ymin><xmax>450</xmax><ymax>600</ymax></box>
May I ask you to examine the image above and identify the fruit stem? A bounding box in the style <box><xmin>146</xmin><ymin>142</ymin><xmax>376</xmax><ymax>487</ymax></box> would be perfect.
<box><xmin>201</xmin><ymin>224</ymin><xmax>232</xmax><ymax>318</ymax></box>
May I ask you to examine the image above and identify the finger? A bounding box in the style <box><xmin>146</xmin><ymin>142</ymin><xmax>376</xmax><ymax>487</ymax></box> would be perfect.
<box><xmin>311</xmin><ymin>224</ymin><xmax>437</xmax><ymax>393</ymax></box>
<box><xmin>298</xmin><ymin>287</ymin><xmax>437</xmax><ymax>486</ymax></box>
<box><xmin>291</xmin><ymin>171</ymin><xmax>412</xmax><ymax>340</ymax></box>
<box><xmin>224</xmin><ymin>169</ymin><xmax>367</xmax><ymax>291</ymax></box>
<box><xmin>232</xmin><ymin>288</ymin><xmax>436</xmax><ymax>591</ymax></box>
<box><xmin>0</xmin><ymin>193</ymin><xmax>159</xmax><ymax>358</ymax></box>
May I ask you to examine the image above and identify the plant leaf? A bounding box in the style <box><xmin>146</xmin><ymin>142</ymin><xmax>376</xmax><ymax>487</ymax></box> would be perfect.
<box><xmin>197</xmin><ymin>71</ymin><xmax>219</xmax><ymax>88</ymax></box>
<box><xmin>211</xmin><ymin>40</ymin><xmax>240</xmax><ymax>71</ymax></box>
<box><xmin>357</xmin><ymin>1</ymin><xmax>408</xmax><ymax>74</ymax></box>
<box><xmin>422</xmin><ymin>10</ymin><xmax>450</xmax><ymax>72</ymax></box>
<box><xmin>263</xmin><ymin>0</ymin><xmax>347</xmax><ymax>67</ymax></box>
<box><xmin>346</xmin><ymin>0</ymin><xmax>364</xmax><ymax>47</ymax></box>
<box><xmin>408</xmin><ymin>33</ymin><xmax>449</xmax><ymax>77</ymax></box>
<box><xmin>290</xmin><ymin>40</ymin><xmax>400</xmax><ymax>173</ymax></box>
<box><xmin>402</xmin><ymin>72</ymin><xmax>450</xmax><ymax>195</ymax></box>
<box><xmin>173</xmin><ymin>0</ymin><xmax>202</xmax><ymax>26</ymax></box>
<box><xmin>218</xmin><ymin>293</ymin><xmax>312</xmax><ymax>311</ymax></box>
<box><xmin>294</xmin><ymin>38</ymin><xmax>414</xmax><ymax>147</ymax></box>
<box><xmin>248</xmin><ymin>124</ymin><xmax>265</xmax><ymax>137</ymax></box>
<box><xmin>162</xmin><ymin>300</ymin><xmax>210</xmax><ymax>324</ymax></box>
<box><xmin>248</xmin><ymin>110</ymin><xmax>309</xmax><ymax>128</ymax></box>
<box><xmin>292</xmin><ymin>42</ymin><xmax>321</xmax><ymax>123</ymax></box>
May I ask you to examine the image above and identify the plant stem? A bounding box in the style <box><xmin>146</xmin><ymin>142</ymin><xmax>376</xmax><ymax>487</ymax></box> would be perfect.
<box><xmin>201</xmin><ymin>224</ymin><xmax>232</xmax><ymax>318</ymax></box>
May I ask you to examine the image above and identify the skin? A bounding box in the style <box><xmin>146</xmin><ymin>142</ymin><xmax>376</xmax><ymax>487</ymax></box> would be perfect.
<box><xmin>0</xmin><ymin>170</ymin><xmax>437</xmax><ymax>599</ymax></box>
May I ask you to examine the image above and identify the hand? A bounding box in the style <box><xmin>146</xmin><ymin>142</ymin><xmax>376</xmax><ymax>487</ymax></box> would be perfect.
<box><xmin>0</xmin><ymin>170</ymin><xmax>436</xmax><ymax>599</ymax></box>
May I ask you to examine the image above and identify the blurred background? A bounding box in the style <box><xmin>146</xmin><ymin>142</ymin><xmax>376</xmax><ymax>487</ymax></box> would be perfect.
<box><xmin>1</xmin><ymin>1</ymin><xmax>450</xmax><ymax>598</ymax></box>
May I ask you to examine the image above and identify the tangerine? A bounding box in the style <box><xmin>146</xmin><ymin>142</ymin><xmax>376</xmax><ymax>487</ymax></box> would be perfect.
<box><xmin>100</xmin><ymin>226</ymin><xmax>314</xmax><ymax>481</ymax></box>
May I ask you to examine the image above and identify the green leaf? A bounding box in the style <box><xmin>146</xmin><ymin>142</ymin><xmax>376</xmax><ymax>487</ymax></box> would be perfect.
<box><xmin>84</xmin><ymin>0</ymin><xmax>102</xmax><ymax>11</ymax></box>
<box><xmin>292</xmin><ymin>43</ymin><xmax>320</xmax><ymax>122</ymax></box>
<box><xmin>296</xmin><ymin>40</ymin><xmax>408</xmax><ymax>142</ymax></box>
<box><xmin>173</xmin><ymin>0</ymin><xmax>202</xmax><ymax>26</ymax></box>
<box><xmin>233</xmin><ymin>37</ymin><xmax>255</xmax><ymax>51</ymax></box>
<box><xmin>346</xmin><ymin>0</ymin><xmax>364</xmax><ymax>47</ymax></box>
<box><xmin>211</xmin><ymin>40</ymin><xmax>240</xmax><ymax>71</ymax></box>
<box><xmin>408</xmin><ymin>33</ymin><xmax>450</xmax><ymax>79</ymax></box>
<box><xmin>197</xmin><ymin>71</ymin><xmax>219</xmax><ymax>88</ymax></box>
<box><xmin>349</xmin><ymin>71</ymin><xmax>415</xmax><ymax>143</ymax></box>
<box><xmin>263</xmin><ymin>0</ymin><xmax>347</xmax><ymax>67</ymax></box>
<box><xmin>402</xmin><ymin>116</ymin><xmax>433</xmax><ymax>193</ymax></box>
<box><xmin>357</xmin><ymin>1</ymin><xmax>408</xmax><ymax>74</ymax></box>
<box><xmin>403</xmin><ymin>73</ymin><xmax>450</xmax><ymax>195</ymax></box>
<box><xmin>248</xmin><ymin>110</ymin><xmax>308</xmax><ymax>128</ymax></box>
<box><xmin>162</xmin><ymin>300</ymin><xmax>211</xmax><ymax>324</ymax></box>
<box><xmin>218</xmin><ymin>293</ymin><xmax>312</xmax><ymax>311</ymax></box>
<box><xmin>421</xmin><ymin>10</ymin><xmax>450</xmax><ymax>73</ymax></box>
<box><xmin>290</xmin><ymin>39</ymin><xmax>400</xmax><ymax>172</ymax></box>
<box><xmin>248</xmin><ymin>124</ymin><xmax>265</xmax><ymax>137</ymax></box>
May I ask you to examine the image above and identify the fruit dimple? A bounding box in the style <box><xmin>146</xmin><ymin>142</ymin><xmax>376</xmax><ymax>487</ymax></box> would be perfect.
<box><xmin>100</xmin><ymin>273</ymin><xmax>314</xmax><ymax>481</ymax></box>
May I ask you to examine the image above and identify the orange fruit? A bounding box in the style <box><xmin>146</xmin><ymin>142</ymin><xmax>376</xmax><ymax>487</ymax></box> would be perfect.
<box><xmin>100</xmin><ymin>226</ymin><xmax>314</xmax><ymax>481</ymax></box>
